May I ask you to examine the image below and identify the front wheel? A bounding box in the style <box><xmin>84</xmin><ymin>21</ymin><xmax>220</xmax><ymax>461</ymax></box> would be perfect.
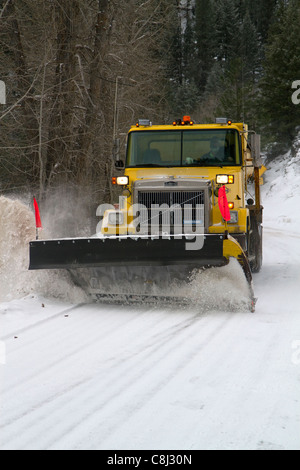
<box><xmin>249</xmin><ymin>217</ymin><xmax>263</xmax><ymax>273</ymax></box>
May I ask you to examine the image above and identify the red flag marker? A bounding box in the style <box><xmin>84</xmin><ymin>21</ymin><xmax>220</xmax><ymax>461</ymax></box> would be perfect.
<box><xmin>218</xmin><ymin>186</ymin><xmax>231</xmax><ymax>222</ymax></box>
<box><xmin>33</xmin><ymin>197</ymin><xmax>42</xmax><ymax>229</ymax></box>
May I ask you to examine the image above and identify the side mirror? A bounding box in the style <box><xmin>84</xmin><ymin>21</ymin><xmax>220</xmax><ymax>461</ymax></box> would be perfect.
<box><xmin>113</xmin><ymin>138</ymin><xmax>120</xmax><ymax>159</ymax></box>
<box><xmin>250</xmin><ymin>134</ymin><xmax>263</xmax><ymax>168</ymax></box>
<box><xmin>113</xmin><ymin>138</ymin><xmax>125</xmax><ymax>169</ymax></box>
<box><xmin>115</xmin><ymin>160</ymin><xmax>125</xmax><ymax>169</ymax></box>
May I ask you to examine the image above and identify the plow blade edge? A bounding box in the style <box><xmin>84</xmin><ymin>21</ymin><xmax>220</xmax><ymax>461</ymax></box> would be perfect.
<box><xmin>29</xmin><ymin>235</ymin><xmax>227</xmax><ymax>270</ymax></box>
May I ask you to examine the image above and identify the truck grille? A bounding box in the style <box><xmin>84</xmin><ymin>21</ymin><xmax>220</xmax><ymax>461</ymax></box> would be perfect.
<box><xmin>138</xmin><ymin>191</ymin><xmax>204</xmax><ymax>208</ymax></box>
<box><xmin>137</xmin><ymin>191</ymin><xmax>205</xmax><ymax>232</ymax></box>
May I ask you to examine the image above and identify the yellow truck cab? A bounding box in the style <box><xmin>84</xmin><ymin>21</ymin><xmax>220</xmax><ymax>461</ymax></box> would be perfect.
<box><xmin>105</xmin><ymin>117</ymin><xmax>263</xmax><ymax>275</ymax></box>
<box><xmin>29</xmin><ymin>117</ymin><xmax>263</xmax><ymax>311</ymax></box>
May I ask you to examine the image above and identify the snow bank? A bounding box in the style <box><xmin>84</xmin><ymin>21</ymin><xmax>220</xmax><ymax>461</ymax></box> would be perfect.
<box><xmin>262</xmin><ymin>139</ymin><xmax>300</xmax><ymax>233</ymax></box>
<box><xmin>0</xmin><ymin>197</ymin><xmax>35</xmax><ymax>301</ymax></box>
<box><xmin>0</xmin><ymin>196</ymin><xmax>87</xmax><ymax>303</ymax></box>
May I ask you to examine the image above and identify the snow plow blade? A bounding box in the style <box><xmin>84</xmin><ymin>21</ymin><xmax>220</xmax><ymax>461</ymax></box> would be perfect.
<box><xmin>29</xmin><ymin>234</ymin><xmax>227</xmax><ymax>270</ymax></box>
<box><xmin>29</xmin><ymin>234</ymin><xmax>255</xmax><ymax>311</ymax></box>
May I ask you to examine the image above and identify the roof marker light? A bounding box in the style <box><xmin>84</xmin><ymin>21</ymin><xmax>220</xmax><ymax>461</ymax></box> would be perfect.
<box><xmin>216</xmin><ymin>117</ymin><xmax>228</xmax><ymax>124</ymax></box>
<box><xmin>137</xmin><ymin>119</ymin><xmax>151</xmax><ymax>127</ymax></box>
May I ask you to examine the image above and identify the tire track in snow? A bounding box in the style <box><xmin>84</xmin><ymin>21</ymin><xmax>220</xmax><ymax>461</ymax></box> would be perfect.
<box><xmin>0</xmin><ymin>308</ymin><xmax>237</xmax><ymax>449</ymax></box>
<box><xmin>49</xmin><ymin>311</ymin><xmax>249</xmax><ymax>450</ymax></box>
<box><xmin>264</xmin><ymin>226</ymin><xmax>300</xmax><ymax>240</ymax></box>
<box><xmin>0</xmin><ymin>308</ymin><xmax>200</xmax><ymax>429</ymax></box>
<box><xmin>0</xmin><ymin>307</ymin><xmax>198</xmax><ymax>431</ymax></box>
<box><xmin>0</xmin><ymin>304</ymin><xmax>84</xmax><ymax>342</ymax></box>
<box><xmin>0</xmin><ymin>306</ymin><xmax>155</xmax><ymax>418</ymax></box>
<box><xmin>2</xmin><ymin>309</ymin><xmax>238</xmax><ymax>450</ymax></box>
<box><xmin>62</xmin><ymin>313</ymin><xmax>237</xmax><ymax>450</ymax></box>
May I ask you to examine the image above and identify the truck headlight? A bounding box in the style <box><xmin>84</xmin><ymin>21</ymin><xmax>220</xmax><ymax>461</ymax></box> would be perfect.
<box><xmin>117</xmin><ymin>176</ymin><xmax>129</xmax><ymax>186</ymax></box>
<box><xmin>216</xmin><ymin>175</ymin><xmax>234</xmax><ymax>184</ymax></box>
<box><xmin>228</xmin><ymin>211</ymin><xmax>238</xmax><ymax>224</ymax></box>
<box><xmin>108</xmin><ymin>212</ymin><xmax>124</xmax><ymax>225</ymax></box>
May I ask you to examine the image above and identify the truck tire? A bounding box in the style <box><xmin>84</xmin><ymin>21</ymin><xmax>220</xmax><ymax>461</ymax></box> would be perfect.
<box><xmin>249</xmin><ymin>217</ymin><xmax>263</xmax><ymax>273</ymax></box>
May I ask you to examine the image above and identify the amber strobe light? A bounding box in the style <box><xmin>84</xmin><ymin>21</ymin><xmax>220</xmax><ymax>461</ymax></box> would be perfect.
<box><xmin>173</xmin><ymin>116</ymin><xmax>194</xmax><ymax>126</ymax></box>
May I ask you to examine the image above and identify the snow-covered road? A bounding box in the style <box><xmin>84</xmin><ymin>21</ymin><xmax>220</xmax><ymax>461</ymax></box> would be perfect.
<box><xmin>1</xmin><ymin>149</ymin><xmax>300</xmax><ymax>450</ymax></box>
<box><xmin>0</xmin><ymin>224</ymin><xmax>299</xmax><ymax>450</ymax></box>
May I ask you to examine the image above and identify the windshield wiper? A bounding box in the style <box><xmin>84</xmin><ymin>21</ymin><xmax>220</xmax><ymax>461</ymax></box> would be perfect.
<box><xmin>131</xmin><ymin>164</ymin><xmax>166</xmax><ymax>168</ymax></box>
<box><xmin>185</xmin><ymin>162</ymin><xmax>208</xmax><ymax>167</ymax></box>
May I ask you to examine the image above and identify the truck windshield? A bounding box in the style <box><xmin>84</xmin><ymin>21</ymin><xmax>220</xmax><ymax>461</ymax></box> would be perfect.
<box><xmin>126</xmin><ymin>129</ymin><xmax>241</xmax><ymax>167</ymax></box>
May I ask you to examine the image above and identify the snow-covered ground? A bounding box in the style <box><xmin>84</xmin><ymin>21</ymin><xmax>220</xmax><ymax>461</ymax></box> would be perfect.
<box><xmin>0</xmin><ymin>149</ymin><xmax>300</xmax><ymax>450</ymax></box>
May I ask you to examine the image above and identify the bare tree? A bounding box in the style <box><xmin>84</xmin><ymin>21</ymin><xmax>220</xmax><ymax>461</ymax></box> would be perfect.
<box><xmin>0</xmin><ymin>0</ymin><xmax>177</xmax><ymax>207</ymax></box>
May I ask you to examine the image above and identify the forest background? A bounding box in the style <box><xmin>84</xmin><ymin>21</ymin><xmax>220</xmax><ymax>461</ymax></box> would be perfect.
<box><xmin>0</xmin><ymin>0</ymin><xmax>300</xmax><ymax>214</ymax></box>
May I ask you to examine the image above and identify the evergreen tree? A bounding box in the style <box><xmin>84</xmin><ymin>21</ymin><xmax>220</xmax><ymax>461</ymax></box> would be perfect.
<box><xmin>260</xmin><ymin>0</ymin><xmax>300</xmax><ymax>144</ymax></box>
<box><xmin>214</xmin><ymin>0</ymin><xmax>241</xmax><ymax>64</ymax></box>
<box><xmin>182</xmin><ymin>4</ymin><xmax>197</xmax><ymax>83</ymax></box>
<box><xmin>240</xmin><ymin>10</ymin><xmax>260</xmax><ymax>82</ymax></box>
<box><xmin>248</xmin><ymin>0</ymin><xmax>278</xmax><ymax>43</ymax></box>
<box><xmin>194</xmin><ymin>0</ymin><xmax>215</xmax><ymax>93</ymax></box>
<box><xmin>167</xmin><ymin>0</ymin><xmax>200</xmax><ymax>115</ymax></box>
<box><xmin>198</xmin><ymin>2</ymin><xmax>260</xmax><ymax>125</ymax></box>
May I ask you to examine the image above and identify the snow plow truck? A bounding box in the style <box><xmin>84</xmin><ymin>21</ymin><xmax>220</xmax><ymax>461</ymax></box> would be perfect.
<box><xmin>29</xmin><ymin>117</ymin><xmax>263</xmax><ymax>311</ymax></box>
